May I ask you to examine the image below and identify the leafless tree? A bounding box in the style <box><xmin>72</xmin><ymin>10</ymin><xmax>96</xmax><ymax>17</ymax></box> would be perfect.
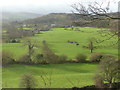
<box><xmin>83</xmin><ymin>37</ymin><xmax>97</xmax><ymax>53</ymax></box>
<box><xmin>71</xmin><ymin>1</ymin><xmax>120</xmax><ymax>43</ymax></box>
<box><xmin>97</xmin><ymin>55</ymin><xmax>120</xmax><ymax>88</ymax></box>
<box><xmin>88</xmin><ymin>38</ymin><xmax>94</xmax><ymax>53</ymax></box>
<box><xmin>2</xmin><ymin>23</ymin><xmax>21</xmax><ymax>42</ymax></box>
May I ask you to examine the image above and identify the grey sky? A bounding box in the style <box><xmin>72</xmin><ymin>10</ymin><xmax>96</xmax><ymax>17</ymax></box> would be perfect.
<box><xmin>0</xmin><ymin>0</ymin><xmax>119</xmax><ymax>14</ymax></box>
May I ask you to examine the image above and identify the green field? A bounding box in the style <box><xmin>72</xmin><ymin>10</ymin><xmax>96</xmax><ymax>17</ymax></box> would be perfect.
<box><xmin>2</xmin><ymin>63</ymin><xmax>97</xmax><ymax>88</ymax></box>
<box><xmin>2</xmin><ymin>27</ymin><xmax>118</xmax><ymax>88</ymax></box>
<box><xmin>2</xmin><ymin>27</ymin><xmax>118</xmax><ymax>60</ymax></box>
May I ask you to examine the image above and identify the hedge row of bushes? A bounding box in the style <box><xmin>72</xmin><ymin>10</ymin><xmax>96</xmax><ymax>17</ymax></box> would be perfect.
<box><xmin>75</xmin><ymin>53</ymin><xmax>115</xmax><ymax>63</ymax></box>
<box><xmin>2</xmin><ymin>50</ymin><xmax>116</xmax><ymax>66</ymax></box>
<box><xmin>18</xmin><ymin>54</ymin><xmax>68</xmax><ymax>64</ymax></box>
<box><xmin>2</xmin><ymin>51</ymin><xmax>69</xmax><ymax>66</ymax></box>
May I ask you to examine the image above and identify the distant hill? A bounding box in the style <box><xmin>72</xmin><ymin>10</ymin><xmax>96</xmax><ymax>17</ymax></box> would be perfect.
<box><xmin>2</xmin><ymin>12</ymin><xmax>42</xmax><ymax>22</ymax></box>
<box><xmin>22</xmin><ymin>12</ymin><xmax>118</xmax><ymax>28</ymax></box>
<box><xmin>23</xmin><ymin>13</ymin><xmax>80</xmax><ymax>26</ymax></box>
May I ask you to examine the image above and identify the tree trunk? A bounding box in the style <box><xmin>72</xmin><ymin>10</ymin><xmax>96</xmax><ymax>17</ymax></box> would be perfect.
<box><xmin>109</xmin><ymin>80</ymin><xmax>113</xmax><ymax>88</ymax></box>
<box><xmin>90</xmin><ymin>49</ymin><xmax>93</xmax><ymax>53</ymax></box>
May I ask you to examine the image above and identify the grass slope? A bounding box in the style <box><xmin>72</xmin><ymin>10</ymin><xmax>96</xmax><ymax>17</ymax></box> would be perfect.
<box><xmin>2</xmin><ymin>63</ymin><xmax>97</xmax><ymax>88</ymax></box>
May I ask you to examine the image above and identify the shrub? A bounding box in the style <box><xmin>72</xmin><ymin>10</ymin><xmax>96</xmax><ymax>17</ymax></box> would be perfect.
<box><xmin>18</xmin><ymin>54</ymin><xmax>32</xmax><ymax>64</ymax></box>
<box><xmin>19</xmin><ymin>73</ymin><xmax>37</xmax><ymax>88</ymax></box>
<box><xmin>2</xmin><ymin>51</ymin><xmax>15</xmax><ymax>66</ymax></box>
<box><xmin>76</xmin><ymin>54</ymin><xmax>87</xmax><ymax>62</ymax></box>
<box><xmin>89</xmin><ymin>53</ymin><xmax>103</xmax><ymax>62</ymax></box>
<box><xmin>58</xmin><ymin>55</ymin><xmax>67</xmax><ymax>63</ymax></box>
<box><xmin>45</xmin><ymin>54</ymin><xmax>59</xmax><ymax>64</ymax></box>
<box><xmin>34</xmin><ymin>54</ymin><xmax>48</xmax><ymax>64</ymax></box>
<box><xmin>102</xmin><ymin>54</ymin><xmax>116</xmax><ymax>60</ymax></box>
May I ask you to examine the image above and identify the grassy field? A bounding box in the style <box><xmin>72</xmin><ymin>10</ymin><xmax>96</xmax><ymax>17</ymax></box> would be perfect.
<box><xmin>2</xmin><ymin>27</ymin><xmax>118</xmax><ymax>88</ymax></box>
<box><xmin>2</xmin><ymin>63</ymin><xmax>98</xmax><ymax>88</ymax></box>
<box><xmin>2</xmin><ymin>27</ymin><xmax>118</xmax><ymax>60</ymax></box>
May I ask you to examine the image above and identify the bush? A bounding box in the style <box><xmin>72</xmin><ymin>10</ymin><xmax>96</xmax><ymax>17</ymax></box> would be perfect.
<box><xmin>19</xmin><ymin>73</ymin><xmax>37</xmax><ymax>88</ymax></box>
<box><xmin>2</xmin><ymin>51</ymin><xmax>15</xmax><ymax>66</ymax></box>
<box><xmin>76</xmin><ymin>54</ymin><xmax>87</xmax><ymax>62</ymax></box>
<box><xmin>18</xmin><ymin>54</ymin><xmax>32</xmax><ymax>64</ymax></box>
<box><xmin>102</xmin><ymin>54</ymin><xmax>116</xmax><ymax>60</ymax></box>
<box><xmin>33</xmin><ymin>54</ymin><xmax>48</xmax><ymax>64</ymax></box>
<box><xmin>58</xmin><ymin>55</ymin><xmax>67</xmax><ymax>63</ymax></box>
<box><xmin>90</xmin><ymin>53</ymin><xmax>103</xmax><ymax>62</ymax></box>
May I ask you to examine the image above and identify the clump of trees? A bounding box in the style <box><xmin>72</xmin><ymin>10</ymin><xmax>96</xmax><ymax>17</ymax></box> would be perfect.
<box><xmin>2</xmin><ymin>23</ymin><xmax>35</xmax><ymax>43</ymax></box>
<box><xmin>17</xmin><ymin>39</ymin><xmax>36</xmax><ymax>64</ymax></box>
<box><xmin>42</xmin><ymin>40</ymin><xmax>58</xmax><ymax>64</ymax></box>
<box><xmin>42</xmin><ymin>41</ymin><xmax>68</xmax><ymax>64</ymax></box>
<box><xmin>17</xmin><ymin>40</ymin><xmax>68</xmax><ymax>64</ymax></box>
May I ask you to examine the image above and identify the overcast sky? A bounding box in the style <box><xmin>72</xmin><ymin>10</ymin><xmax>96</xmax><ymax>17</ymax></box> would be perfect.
<box><xmin>0</xmin><ymin>0</ymin><xmax>119</xmax><ymax>14</ymax></box>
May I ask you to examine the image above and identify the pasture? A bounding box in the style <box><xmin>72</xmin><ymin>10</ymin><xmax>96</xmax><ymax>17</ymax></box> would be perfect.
<box><xmin>2</xmin><ymin>63</ymin><xmax>97</xmax><ymax>88</ymax></box>
<box><xmin>2</xmin><ymin>27</ymin><xmax>118</xmax><ymax>88</ymax></box>
<box><xmin>2</xmin><ymin>27</ymin><xmax>118</xmax><ymax>60</ymax></box>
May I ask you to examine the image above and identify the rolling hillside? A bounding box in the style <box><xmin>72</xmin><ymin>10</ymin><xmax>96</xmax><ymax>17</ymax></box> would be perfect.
<box><xmin>23</xmin><ymin>12</ymin><xmax>118</xmax><ymax>28</ymax></box>
<box><xmin>23</xmin><ymin>13</ymin><xmax>80</xmax><ymax>26</ymax></box>
<box><xmin>2</xmin><ymin>12</ymin><xmax>42</xmax><ymax>22</ymax></box>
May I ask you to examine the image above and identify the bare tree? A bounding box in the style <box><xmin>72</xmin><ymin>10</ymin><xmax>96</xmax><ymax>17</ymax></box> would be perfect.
<box><xmin>97</xmin><ymin>55</ymin><xmax>120</xmax><ymax>88</ymax></box>
<box><xmin>88</xmin><ymin>38</ymin><xmax>94</xmax><ymax>53</ymax></box>
<box><xmin>2</xmin><ymin>23</ymin><xmax>21</xmax><ymax>42</ymax></box>
<box><xmin>72</xmin><ymin>1</ymin><xmax>120</xmax><ymax>20</ymax></box>
<box><xmin>83</xmin><ymin>37</ymin><xmax>97</xmax><ymax>53</ymax></box>
<box><xmin>71</xmin><ymin>1</ymin><xmax>120</xmax><ymax>43</ymax></box>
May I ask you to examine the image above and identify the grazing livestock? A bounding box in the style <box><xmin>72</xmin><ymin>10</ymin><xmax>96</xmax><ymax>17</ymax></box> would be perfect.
<box><xmin>67</xmin><ymin>40</ymin><xmax>79</xmax><ymax>46</ymax></box>
<box><xmin>67</xmin><ymin>40</ymin><xmax>78</xmax><ymax>43</ymax></box>
<box><xmin>76</xmin><ymin>43</ymin><xmax>79</xmax><ymax>46</ymax></box>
